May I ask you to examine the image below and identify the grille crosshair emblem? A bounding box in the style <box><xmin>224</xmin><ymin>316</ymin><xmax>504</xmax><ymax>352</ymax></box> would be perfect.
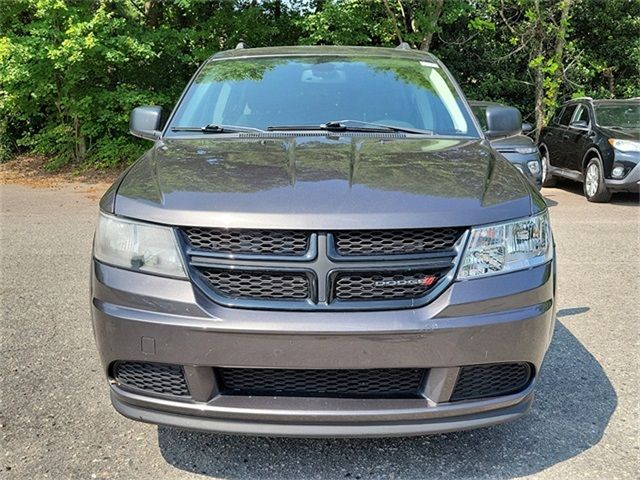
<box><xmin>184</xmin><ymin>230</ymin><xmax>467</xmax><ymax>310</ymax></box>
<box><xmin>373</xmin><ymin>275</ymin><xmax>437</xmax><ymax>288</ymax></box>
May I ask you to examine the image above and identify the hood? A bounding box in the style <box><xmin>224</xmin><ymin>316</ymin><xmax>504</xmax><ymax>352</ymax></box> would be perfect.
<box><xmin>598</xmin><ymin>126</ymin><xmax>640</xmax><ymax>141</ymax></box>
<box><xmin>114</xmin><ymin>136</ymin><xmax>541</xmax><ymax>229</ymax></box>
<box><xmin>490</xmin><ymin>134</ymin><xmax>537</xmax><ymax>152</ymax></box>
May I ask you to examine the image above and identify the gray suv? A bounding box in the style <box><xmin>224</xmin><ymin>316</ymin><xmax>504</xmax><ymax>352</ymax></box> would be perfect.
<box><xmin>91</xmin><ymin>46</ymin><xmax>556</xmax><ymax>437</ymax></box>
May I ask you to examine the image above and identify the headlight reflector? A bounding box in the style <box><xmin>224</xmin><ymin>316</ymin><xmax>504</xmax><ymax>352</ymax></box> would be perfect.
<box><xmin>608</xmin><ymin>138</ymin><xmax>640</xmax><ymax>152</ymax></box>
<box><xmin>515</xmin><ymin>146</ymin><xmax>538</xmax><ymax>154</ymax></box>
<box><xmin>457</xmin><ymin>211</ymin><xmax>552</xmax><ymax>279</ymax></box>
<box><xmin>94</xmin><ymin>213</ymin><xmax>187</xmax><ymax>278</ymax></box>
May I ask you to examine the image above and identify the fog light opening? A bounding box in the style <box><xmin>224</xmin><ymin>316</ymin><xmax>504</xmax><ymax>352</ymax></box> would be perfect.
<box><xmin>612</xmin><ymin>166</ymin><xmax>625</xmax><ymax>179</ymax></box>
<box><xmin>527</xmin><ymin>160</ymin><xmax>541</xmax><ymax>175</ymax></box>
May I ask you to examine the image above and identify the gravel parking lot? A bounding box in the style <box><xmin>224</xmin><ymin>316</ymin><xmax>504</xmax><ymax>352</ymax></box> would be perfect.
<box><xmin>1</xmin><ymin>180</ymin><xmax>638</xmax><ymax>480</ymax></box>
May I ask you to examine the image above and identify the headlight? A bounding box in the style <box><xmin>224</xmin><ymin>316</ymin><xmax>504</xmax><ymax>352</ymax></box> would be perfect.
<box><xmin>94</xmin><ymin>213</ymin><xmax>187</xmax><ymax>278</ymax></box>
<box><xmin>527</xmin><ymin>160</ymin><xmax>541</xmax><ymax>175</ymax></box>
<box><xmin>457</xmin><ymin>211</ymin><xmax>552</xmax><ymax>279</ymax></box>
<box><xmin>514</xmin><ymin>146</ymin><xmax>538</xmax><ymax>154</ymax></box>
<box><xmin>609</xmin><ymin>139</ymin><xmax>640</xmax><ymax>152</ymax></box>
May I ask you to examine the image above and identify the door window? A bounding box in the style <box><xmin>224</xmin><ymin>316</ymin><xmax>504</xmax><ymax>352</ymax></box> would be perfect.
<box><xmin>558</xmin><ymin>105</ymin><xmax>576</xmax><ymax>126</ymax></box>
<box><xmin>552</xmin><ymin>108</ymin><xmax>565</xmax><ymax>125</ymax></box>
<box><xmin>570</xmin><ymin>105</ymin><xmax>590</xmax><ymax>126</ymax></box>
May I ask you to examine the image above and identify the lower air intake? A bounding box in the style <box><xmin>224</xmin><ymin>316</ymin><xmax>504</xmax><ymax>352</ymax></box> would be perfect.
<box><xmin>113</xmin><ymin>361</ymin><xmax>190</xmax><ymax>397</ymax></box>
<box><xmin>450</xmin><ymin>362</ymin><xmax>533</xmax><ymax>401</ymax></box>
<box><xmin>217</xmin><ymin>367</ymin><xmax>426</xmax><ymax>399</ymax></box>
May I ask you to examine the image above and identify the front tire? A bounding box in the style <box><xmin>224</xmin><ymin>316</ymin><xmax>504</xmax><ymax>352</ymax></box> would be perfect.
<box><xmin>540</xmin><ymin>147</ymin><xmax>557</xmax><ymax>187</ymax></box>
<box><xmin>584</xmin><ymin>158</ymin><xmax>612</xmax><ymax>203</ymax></box>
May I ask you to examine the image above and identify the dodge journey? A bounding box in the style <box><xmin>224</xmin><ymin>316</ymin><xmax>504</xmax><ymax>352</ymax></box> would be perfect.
<box><xmin>91</xmin><ymin>45</ymin><xmax>556</xmax><ymax>437</ymax></box>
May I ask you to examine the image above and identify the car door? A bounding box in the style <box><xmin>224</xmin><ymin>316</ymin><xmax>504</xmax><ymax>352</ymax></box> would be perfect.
<box><xmin>546</xmin><ymin>105</ymin><xmax>575</xmax><ymax>168</ymax></box>
<box><xmin>563</xmin><ymin>104</ymin><xmax>593</xmax><ymax>172</ymax></box>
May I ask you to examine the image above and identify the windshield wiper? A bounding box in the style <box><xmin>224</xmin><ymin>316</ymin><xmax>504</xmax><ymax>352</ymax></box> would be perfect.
<box><xmin>267</xmin><ymin>120</ymin><xmax>433</xmax><ymax>135</ymax></box>
<box><xmin>171</xmin><ymin>124</ymin><xmax>265</xmax><ymax>134</ymax></box>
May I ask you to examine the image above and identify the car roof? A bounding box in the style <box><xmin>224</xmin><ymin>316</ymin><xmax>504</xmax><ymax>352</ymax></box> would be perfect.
<box><xmin>468</xmin><ymin>101</ymin><xmax>502</xmax><ymax>108</ymax></box>
<box><xmin>591</xmin><ymin>98</ymin><xmax>639</xmax><ymax>105</ymax></box>
<box><xmin>208</xmin><ymin>45</ymin><xmax>438</xmax><ymax>63</ymax></box>
<box><xmin>562</xmin><ymin>97</ymin><xmax>639</xmax><ymax>107</ymax></box>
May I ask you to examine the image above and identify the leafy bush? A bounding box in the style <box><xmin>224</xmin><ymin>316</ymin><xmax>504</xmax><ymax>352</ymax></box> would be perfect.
<box><xmin>0</xmin><ymin>0</ymin><xmax>302</xmax><ymax>169</ymax></box>
<box><xmin>1</xmin><ymin>0</ymin><xmax>637</xmax><ymax>170</ymax></box>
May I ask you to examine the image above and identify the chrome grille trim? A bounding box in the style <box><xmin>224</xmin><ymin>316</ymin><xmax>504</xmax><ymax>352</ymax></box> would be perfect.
<box><xmin>182</xmin><ymin>229</ymin><xmax>469</xmax><ymax>311</ymax></box>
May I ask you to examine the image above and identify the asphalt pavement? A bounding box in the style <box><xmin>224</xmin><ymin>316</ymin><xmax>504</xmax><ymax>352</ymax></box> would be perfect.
<box><xmin>1</xmin><ymin>180</ymin><xmax>638</xmax><ymax>479</ymax></box>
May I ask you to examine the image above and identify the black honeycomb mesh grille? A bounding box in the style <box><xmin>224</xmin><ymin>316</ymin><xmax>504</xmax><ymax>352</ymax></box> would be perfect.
<box><xmin>182</xmin><ymin>228</ymin><xmax>309</xmax><ymax>256</ymax></box>
<box><xmin>113</xmin><ymin>361</ymin><xmax>190</xmax><ymax>397</ymax></box>
<box><xmin>334</xmin><ymin>270</ymin><xmax>441</xmax><ymax>300</ymax></box>
<box><xmin>197</xmin><ymin>268</ymin><xmax>310</xmax><ymax>300</ymax></box>
<box><xmin>450</xmin><ymin>363</ymin><xmax>533</xmax><ymax>401</ymax></box>
<box><xmin>333</xmin><ymin>228</ymin><xmax>463</xmax><ymax>256</ymax></box>
<box><xmin>217</xmin><ymin>368</ymin><xmax>425</xmax><ymax>398</ymax></box>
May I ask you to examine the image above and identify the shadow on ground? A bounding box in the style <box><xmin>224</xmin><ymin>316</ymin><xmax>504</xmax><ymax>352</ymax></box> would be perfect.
<box><xmin>158</xmin><ymin>317</ymin><xmax>616</xmax><ymax>479</ymax></box>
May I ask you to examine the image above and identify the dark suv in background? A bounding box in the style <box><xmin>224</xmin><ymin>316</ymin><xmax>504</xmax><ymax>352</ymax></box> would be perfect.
<box><xmin>539</xmin><ymin>98</ymin><xmax>640</xmax><ymax>202</ymax></box>
<box><xmin>470</xmin><ymin>101</ymin><xmax>542</xmax><ymax>189</ymax></box>
<box><xmin>91</xmin><ymin>45</ymin><xmax>555</xmax><ymax>437</ymax></box>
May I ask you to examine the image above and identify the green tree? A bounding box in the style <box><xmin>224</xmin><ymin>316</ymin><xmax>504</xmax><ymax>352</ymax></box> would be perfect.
<box><xmin>0</xmin><ymin>0</ymin><xmax>302</xmax><ymax>167</ymax></box>
<box><xmin>1</xmin><ymin>0</ymin><xmax>638</xmax><ymax>169</ymax></box>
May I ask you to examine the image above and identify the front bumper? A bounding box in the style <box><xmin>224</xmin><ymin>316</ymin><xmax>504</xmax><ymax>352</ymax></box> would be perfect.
<box><xmin>91</xmin><ymin>259</ymin><xmax>556</xmax><ymax>437</ymax></box>
<box><xmin>605</xmin><ymin>157</ymin><xmax>640</xmax><ymax>192</ymax></box>
<box><xmin>499</xmin><ymin>151</ymin><xmax>542</xmax><ymax>189</ymax></box>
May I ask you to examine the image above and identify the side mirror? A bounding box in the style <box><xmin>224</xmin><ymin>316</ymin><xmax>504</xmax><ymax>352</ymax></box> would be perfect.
<box><xmin>129</xmin><ymin>106</ymin><xmax>163</xmax><ymax>140</ymax></box>
<box><xmin>570</xmin><ymin>120</ymin><xmax>588</xmax><ymax>129</ymax></box>
<box><xmin>521</xmin><ymin>122</ymin><xmax>533</xmax><ymax>134</ymax></box>
<box><xmin>484</xmin><ymin>106</ymin><xmax>522</xmax><ymax>139</ymax></box>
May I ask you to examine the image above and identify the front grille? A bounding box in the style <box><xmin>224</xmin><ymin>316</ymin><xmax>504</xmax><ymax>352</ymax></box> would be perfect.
<box><xmin>334</xmin><ymin>270</ymin><xmax>441</xmax><ymax>300</ymax></box>
<box><xmin>183</xmin><ymin>228</ymin><xmax>466</xmax><ymax>310</ymax></box>
<box><xmin>197</xmin><ymin>268</ymin><xmax>310</xmax><ymax>300</ymax></box>
<box><xmin>217</xmin><ymin>368</ymin><xmax>425</xmax><ymax>398</ymax></box>
<box><xmin>113</xmin><ymin>361</ymin><xmax>190</xmax><ymax>397</ymax></box>
<box><xmin>333</xmin><ymin>228</ymin><xmax>463</xmax><ymax>256</ymax></box>
<box><xmin>450</xmin><ymin>363</ymin><xmax>533</xmax><ymax>401</ymax></box>
<box><xmin>182</xmin><ymin>227</ymin><xmax>309</xmax><ymax>256</ymax></box>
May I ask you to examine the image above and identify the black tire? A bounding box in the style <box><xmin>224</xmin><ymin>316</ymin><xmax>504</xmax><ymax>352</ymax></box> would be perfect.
<box><xmin>583</xmin><ymin>157</ymin><xmax>612</xmax><ymax>203</ymax></box>
<box><xmin>540</xmin><ymin>146</ymin><xmax>557</xmax><ymax>187</ymax></box>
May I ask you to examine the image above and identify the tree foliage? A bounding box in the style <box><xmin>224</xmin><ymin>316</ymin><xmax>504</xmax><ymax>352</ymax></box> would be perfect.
<box><xmin>1</xmin><ymin>0</ymin><xmax>638</xmax><ymax>168</ymax></box>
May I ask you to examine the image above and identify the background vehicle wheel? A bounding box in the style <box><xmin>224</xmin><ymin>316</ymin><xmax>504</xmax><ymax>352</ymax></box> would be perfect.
<box><xmin>583</xmin><ymin>158</ymin><xmax>612</xmax><ymax>203</ymax></box>
<box><xmin>540</xmin><ymin>147</ymin><xmax>557</xmax><ymax>187</ymax></box>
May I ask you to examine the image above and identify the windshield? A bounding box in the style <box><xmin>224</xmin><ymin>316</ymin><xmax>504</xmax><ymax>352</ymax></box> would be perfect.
<box><xmin>594</xmin><ymin>103</ymin><xmax>639</xmax><ymax>128</ymax></box>
<box><xmin>168</xmin><ymin>56</ymin><xmax>479</xmax><ymax>137</ymax></box>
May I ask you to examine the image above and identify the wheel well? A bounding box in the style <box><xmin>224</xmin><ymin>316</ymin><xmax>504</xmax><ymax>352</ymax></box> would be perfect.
<box><xmin>582</xmin><ymin>148</ymin><xmax>601</xmax><ymax>173</ymax></box>
<box><xmin>539</xmin><ymin>143</ymin><xmax>548</xmax><ymax>157</ymax></box>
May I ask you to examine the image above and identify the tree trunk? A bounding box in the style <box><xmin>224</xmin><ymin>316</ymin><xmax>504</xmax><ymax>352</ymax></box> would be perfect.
<box><xmin>604</xmin><ymin>68</ymin><xmax>615</xmax><ymax>94</ymax></box>
<box><xmin>552</xmin><ymin>0</ymin><xmax>573</xmax><ymax>105</ymax></box>
<box><xmin>419</xmin><ymin>0</ymin><xmax>444</xmax><ymax>51</ymax></box>
<box><xmin>144</xmin><ymin>1</ymin><xmax>164</xmax><ymax>28</ymax></box>
<box><xmin>74</xmin><ymin>117</ymin><xmax>86</xmax><ymax>163</ymax></box>
<box><xmin>533</xmin><ymin>0</ymin><xmax>545</xmax><ymax>142</ymax></box>
<box><xmin>382</xmin><ymin>0</ymin><xmax>403</xmax><ymax>44</ymax></box>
